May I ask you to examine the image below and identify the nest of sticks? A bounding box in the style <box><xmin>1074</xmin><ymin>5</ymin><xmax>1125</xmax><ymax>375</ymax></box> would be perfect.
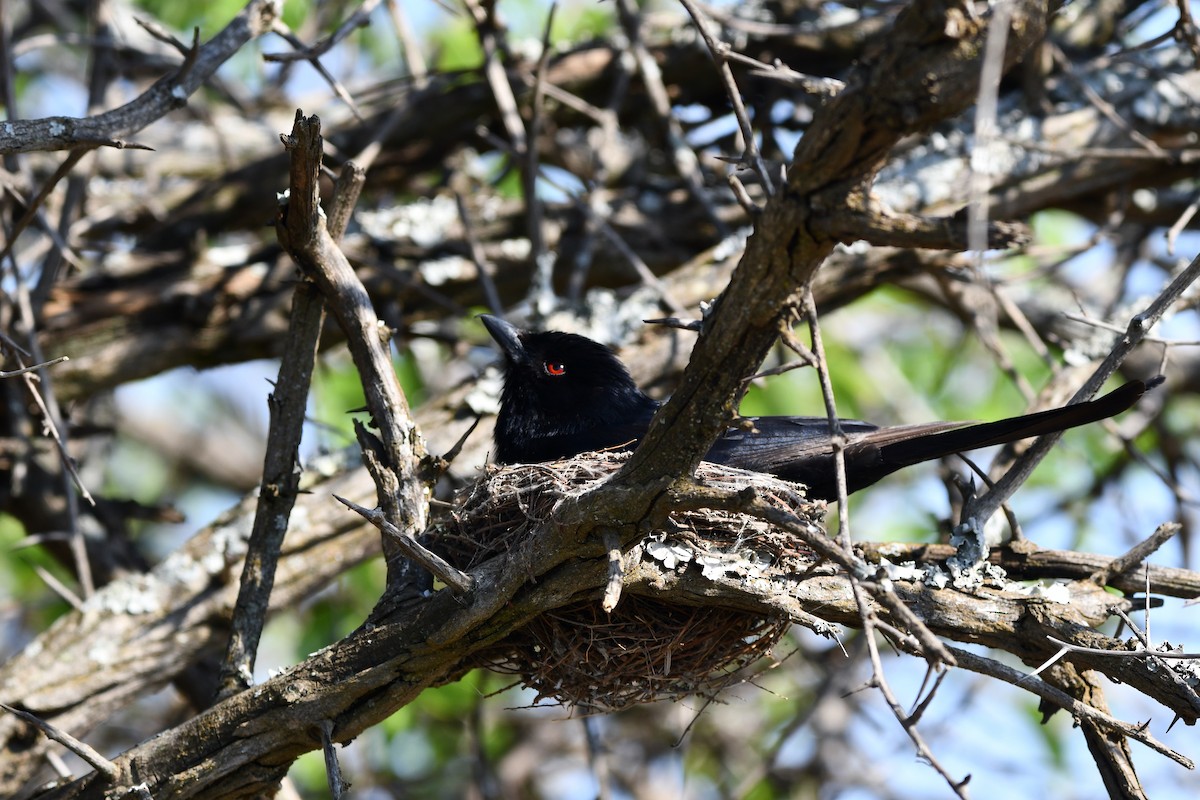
<box><xmin>430</xmin><ymin>452</ymin><xmax>823</xmax><ymax>711</ymax></box>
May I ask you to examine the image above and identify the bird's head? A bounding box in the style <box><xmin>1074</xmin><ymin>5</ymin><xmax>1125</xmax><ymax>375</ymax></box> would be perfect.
<box><xmin>481</xmin><ymin>315</ymin><xmax>641</xmax><ymax>414</ymax></box>
<box><xmin>480</xmin><ymin>315</ymin><xmax>656</xmax><ymax>462</ymax></box>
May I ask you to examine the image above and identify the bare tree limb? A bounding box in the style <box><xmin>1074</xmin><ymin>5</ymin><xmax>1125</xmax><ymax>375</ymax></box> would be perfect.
<box><xmin>0</xmin><ymin>0</ymin><xmax>281</xmax><ymax>154</ymax></box>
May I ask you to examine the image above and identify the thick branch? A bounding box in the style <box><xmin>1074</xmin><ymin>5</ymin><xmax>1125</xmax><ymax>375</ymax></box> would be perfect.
<box><xmin>860</xmin><ymin>541</ymin><xmax>1200</xmax><ymax>599</ymax></box>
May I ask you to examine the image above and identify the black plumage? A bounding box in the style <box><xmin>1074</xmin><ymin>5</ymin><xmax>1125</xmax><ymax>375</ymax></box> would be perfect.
<box><xmin>481</xmin><ymin>315</ymin><xmax>1157</xmax><ymax>500</ymax></box>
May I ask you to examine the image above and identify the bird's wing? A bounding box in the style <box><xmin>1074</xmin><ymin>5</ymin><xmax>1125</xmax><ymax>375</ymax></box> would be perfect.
<box><xmin>705</xmin><ymin>417</ymin><xmax>872</xmax><ymax>468</ymax></box>
<box><xmin>505</xmin><ymin>414</ymin><xmax>655</xmax><ymax>463</ymax></box>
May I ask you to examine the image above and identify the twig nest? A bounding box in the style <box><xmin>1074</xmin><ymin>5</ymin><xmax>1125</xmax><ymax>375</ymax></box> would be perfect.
<box><xmin>431</xmin><ymin>452</ymin><xmax>823</xmax><ymax>711</ymax></box>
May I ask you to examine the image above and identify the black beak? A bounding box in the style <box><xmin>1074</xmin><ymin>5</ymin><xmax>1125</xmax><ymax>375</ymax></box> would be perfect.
<box><xmin>480</xmin><ymin>314</ymin><xmax>527</xmax><ymax>365</ymax></box>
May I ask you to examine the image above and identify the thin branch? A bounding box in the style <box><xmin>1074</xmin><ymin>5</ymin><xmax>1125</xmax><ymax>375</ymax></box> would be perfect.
<box><xmin>862</xmin><ymin>629</ymin><xmax>969</xmax><ymax>797</ymax></box>
<box><xmin>319</xmin><ymin>720</ymin><xmax>347</xmax><ymax>799</ymax></box>
<box><xmin>386</xmin><ymin>0</ymin><xmax>428</xmax><ymax>89</ymax></box>
<box><xmin>678</xmin><ymin>0</ymin><xmax>774</xmax><ymax>197</ymax></box>
<box><xmin>1063</xmin><ymin>310</ymin><xmax>1200</xmax><ymax>346</ymax></box>
<box><xmin>274</xmin><ymin>112</ymin><xmax>430</xmax><ymax>599</ymax></box>
<box><xmin>965</xmin><ymin>251</ymin><xmax>1200</xmax><ymax>525</ymax></box>
<box><xmin>966</xmin><ymin>0</ymin><xmax>1014</xmax><ymax>256</ymax></box>
<box><xmin>0</xmin><ymin>355</ymin><xmax>68</xmax><ymax>378</ymax></box>
<box><xmin>744</xmin><ymin>56</ymin><xmax>844</xmax><ymax>97</ymax></box>
<box><xmin>334</xmin><ymin>495</ymin><xmax>473</xmax><ymax>594</ymax></box>
<box><xmin>269</xmin><ymin>20</ymin><xmax>364</xmax><ymax>122</ymax></box>
<box><xmin>1044</xmin><ymin>635</ymin><xmax>1200</xmax><ymax>660</ymax></box>
<box><xmin>0</xmin><ymin>147</ymin><xmax>91</xmax><ymax>269</ymax></box>
<box><xmin>0</xmin><ymin>703</ymin><xmax>118</xmax><ymax>781</ymax></box>
<box><xmin>1090</xmin><ymin>522</ymin><xmax>1181</xmax><ymax>587</ymax></box>
<box><xmin>614</xmin><ymin>0</ymin><xmax>728</xmax><ymax>234</ymax></box>
<box><xmin>264</xmin><ymin>0</ymin><xmax>381</xmax><ymax>62</ymax></box>
<box><xmin>0</xmin><ymin>0</ymin><xmax>281</xmax><ymax>154</ymax></box>
<box><xmin>945</xmin><ymin>647</ymin><xmax>1193</xmax><ymax>768</ymax></box>
<box><xmin>1174</xmin><ymin>0</ymin><xmax>1200</xmax><ymax>64</ymax></box>
<box><xmin>524</xmin><ymin>3</ymin><xmax>556</xmax><ymax>272</ymax></box>
<box><xmin>454</xmin><ymin>191</ymin><xmax>504</xmax><ymax>313</ymax></box>
<box><xmin>134</xmin><ymin>16</ymin><xmax>191</xmax><ymax>56</ymax></box>
<box><xmin>1048</xmin><ymin>43</ymin><xmax>1168</xmax><ymax>158</ymax></box>
<box><xmin>30</xmin><ymin>563</ymin><xmax>84</xmax><ymax>611</ymax></box>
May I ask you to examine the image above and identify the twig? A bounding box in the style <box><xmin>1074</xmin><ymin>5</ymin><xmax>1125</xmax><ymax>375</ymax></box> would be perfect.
<box><xmin>6</xmin><ymin>275</ymin><xmax>96</xmax><ymax>594</ymax></box>
<box><xmin>613</xmin><ymin>0</ymin><xmax>727</xmax><ymax>234</ymax></box>
<box><xmin>1048</xmin><ymin>43</ymin><xmax>1168</xmax><ymax>158</ymax></box>
<box><xmin>0</xmin><ymin>703</ymin><xmax>119</xmax><ymax>781</ymax></box>
<box><xmin>0</xmin><ymin>147</ymin><xmax>90</xmax><ymax>271</ymax></box>
<box><xmin>943</xmin><ymin>647</ymin><xmax>1193</xmax><ymax>768</ymax></box>
<box><xmin>0</xmin><ymin>355</ymin><xmax>68</xmax><ymax>378</ymax></box>
<box><xmin>30</xmin><ymin>563</ymin><xmax>84</xmax><ymax>611</ymax></box>
<box><xmin>334</xmin><ymin>495</ymin><xmax>473</xmax><ymax>594</ymax></box>
<box><xmin>1062</xmin><ymin>311</ymin><xmax>1200</xmax><ymax>346</ymax></box>
<box><xmin>1090</xmin><ymin>522</ymin><xmax>1181</xmax><ymax>587</ymax></box>
<box><xmin>593</xmin><ymin>217</ymin><xmax>684</xmax><ymax>313</ymax></box>
<box><xmin>269</xmin><ymin>20</ymin><xmax>364</xmax><ymax>122</ymax></box>
<box><xmin>386</xmin><ymin>0</ymin><xmax>428</xmax><ymax>89</ymax></box>
<box><xmin>1175</xmin><ymin>0</ymin><xmax>1200</xmax><ymax>64</ymax></box>
<box><xmin>643</xmin><ymin>317</ymin><xmax>702</xmax><ymax>332</ymax></box>
<box><xmin>437</xmin><ymin>415</ymin><xmax>482</xmax><ymax>469</ymax></box>
<box><xmin>274</xmin><ymin>112</ymin><xmax>430</xmax><ymax>599</ymax></box>
<box><xmin>524</xmin><ymin>4</ymin><xmax>556</xmax><ymax>271</ymax></box>
<box><xmin>966</xmin><ymin>0</ymin><xmax>1013</xmax><ymax>257</ymax></box>
<box><xmin>745</xmin><ymin>57</ymin><xmax>844</xmax><ymax>97</ymax></box>
<box><xmin>797</xmin><ymin>292</ymin><xmax>853</xmax><ymax>543</ymax></box>
<box><xmin>134</xmin><ymin>16</ymin><xmax>191</xmax><ymax>55</ymax></box>
<box><xmin>861</xmin><ymin>627</ymin><xmax>968</xmax><ymax>797</ymax></box>
<box><xmin>1043</xmin><ymin>635</ymin><xmax>1199</xmax><ymax>660</ymax></box>
<box><xmin>454</xmin><ymin>191</ymin><xmax>504</xmax><ymax>313</ymax></box>
<box><xmin>461</xmin><ymin>0</ymin><xmax>526</xmax><ymax>151</ymax></box>
<box><xmin>797</xmin><ymin>286</ymin><xmax>962</xmax><ymax>793</ymax></box>
<box><xmin>1165</xmin><ymin>193</ymin><xmax>1200</xmax><ymax>256</ymax></box>
<box><xmin>678</xmin><ymin>0</ymin><xmax>774</xmax><ymax>197</ymax></box>
<box><xmin>18</xmin><ymin>364</ymin><xmax>93</xmax><ymax>506</ymax></box>
<box><xmin>319</xmin><ymin>720</ymin><xmax>346</xmax><ymax>799</ymax></box>
<box><xmin>264</xmin><ymin>0</ymin><xmax>381</xmax><ymax>63</ymax></box>
<box><xmin>459</xmin><ymin>0</ymin><xmax>554</xmax><ymax>308</ymax></box>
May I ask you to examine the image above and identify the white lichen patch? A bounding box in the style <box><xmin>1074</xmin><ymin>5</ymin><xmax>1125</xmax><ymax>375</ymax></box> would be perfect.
<box><xmin>645</xmin><ymin>538</ymin><xmax>694</xmax><ymax>570</ymax></box>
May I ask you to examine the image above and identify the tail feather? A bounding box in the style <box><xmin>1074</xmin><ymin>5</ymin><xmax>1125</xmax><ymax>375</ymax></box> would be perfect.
<box><xmin>878</xmin><ymin>378</ymin><xmax>1159</xmax><ymax>469</ymax></box>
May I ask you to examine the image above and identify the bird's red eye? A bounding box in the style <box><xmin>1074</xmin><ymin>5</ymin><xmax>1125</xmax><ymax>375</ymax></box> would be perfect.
<box><xmin>544</xmin><ymin>360</ymin><xmax>566</xmax><ymax>376</ymax></box>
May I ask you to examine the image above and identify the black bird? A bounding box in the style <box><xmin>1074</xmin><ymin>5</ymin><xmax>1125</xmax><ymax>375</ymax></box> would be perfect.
<box><xmin>481</xmin><ymin>315</ymin><xmax>1158</xmax><ymax>500</ymax></box>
